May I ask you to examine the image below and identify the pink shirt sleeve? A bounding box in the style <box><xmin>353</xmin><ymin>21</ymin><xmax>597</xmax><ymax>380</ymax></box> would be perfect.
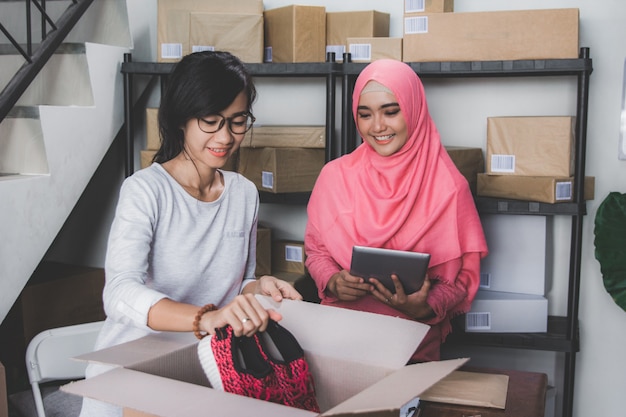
<box><xmin>304</xmin><ymin>221</ymin><xmax>342</xmax><ymax>300</ymax></box>
<box><xmin>424</xmin><ymin>252</ymin><xmax>481</xmax><ymax>326</ymax></box>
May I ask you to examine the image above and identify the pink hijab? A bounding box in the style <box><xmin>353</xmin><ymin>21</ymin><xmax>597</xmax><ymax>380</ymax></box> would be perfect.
<box><xmin>307</xmin><ymin>59</ymin><xmax>487</xmax><ymax>287</ymax></box>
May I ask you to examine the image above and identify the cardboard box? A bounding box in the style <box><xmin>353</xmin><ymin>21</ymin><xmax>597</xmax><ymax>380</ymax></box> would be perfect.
<box><xmin>272</xmin><ymin>240</ymin><xmax>306</xmax><ymax>275</ymax></box>
<box><xmin>20</xmin><ymin>262</ymin><xmax>106</xmax><ymax>344</ymax></box>
<box><xmin>263</xmin><ymin>5</ymin><xmax>326</xmax><ymax>63</ymax></box>
<box><xmin>479</xmin><ymin>214</ymin><xmax>546</xmax><ymax>296</ymax></box>
<box><xmin>347</xmin><ymin>37</ymin><xmax>403</xmax><ymax>62</ymax></box>
<box><xmin>62</xmin><ymin>296</ymin><xmax>468</xmax><ymax>416</ymax></box>
<box><xmin>487</xmin><ymin>116</ymin><xmax>575</xmax><ymax>177</ymax></box>
<box><xmin>238</xmin><ymin>147</ymin><xmax>325</xmax><ymax>193</ymax></box>
<box><xmin>477</xmin><ymin>173</ymin><xmax>595</xmax><ymax>203</ymax></box>
<box><xmin>0</xmin><ymin>362</ymin><xmax>7</xmax><ymax>417</ymax></box>
<box><xmin>145</xmin><ymin>108</ymin><xmax>159</xmax><ymax>150</ymax></box>
<box><xmin>242</xmin><ymin>126</ymin><xmax>325</xmax><ymax>148</ymax></box>
<box><xmin>140</xmin><ymin>150</ymin><xmax>156</xmax><ymax>169</ymax></box>
<box><xmin>404</xmin><ymin>0</ymin><xmax>454</xmax><ymax>13</ymax></box>
<box><xmin>465</xmin><ymin>290</ymin><xmax>548</xmax><ymax>333</ymax></box>
<box><xmin>189</xmin><ymin>13</ymin><xmax>263</xmax><ymax>63</ymax></box>
<box><xmin>256</xmin><ymin>225</ymin><xmax>272</xmax><ymax>276</ymax></box>
<box><xmin>444</xmin><ymin>146</ymin><xmax>484</xmax><ymax>195</ymax></box>
<box><xmin>326</xmin><ymin>11</ymin><xmax>390</xmax><ymax>61</ymax></box>
<box><xmin>403</xmin><ymin>8</ymin><xmax>579</xmax><ymax>62</ymax></box>
<box><xmin>157</xmin><ymin>0</ymin><xmax>263</xmax><ymax>62</ymax></box>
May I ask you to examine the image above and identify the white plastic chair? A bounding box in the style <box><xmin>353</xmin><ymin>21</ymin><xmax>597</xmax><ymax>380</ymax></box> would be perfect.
<box><xmin>25</xmin><ymin>321</ymin><xmax>104</xmax><ymax>417</ymax></box>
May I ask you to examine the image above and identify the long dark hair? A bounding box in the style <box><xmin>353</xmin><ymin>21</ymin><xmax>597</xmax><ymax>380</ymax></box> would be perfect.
<box><xmin>153</xmin><ymin>51</ymin><xmax>257</xmax><ymax>163</ymax></box>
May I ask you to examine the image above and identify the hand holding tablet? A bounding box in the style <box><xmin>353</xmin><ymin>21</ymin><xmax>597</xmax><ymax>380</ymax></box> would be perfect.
<box><xmin>349</xmin><ymin>246</ymin><xmax>431</xmax><ymax>294</ymax></box>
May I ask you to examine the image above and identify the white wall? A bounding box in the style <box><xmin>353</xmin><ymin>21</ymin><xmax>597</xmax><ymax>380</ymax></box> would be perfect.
<box><xmin>47</xmin><ymin>1</ymin><xmax>626</xmax><ymax>416</ymax></box>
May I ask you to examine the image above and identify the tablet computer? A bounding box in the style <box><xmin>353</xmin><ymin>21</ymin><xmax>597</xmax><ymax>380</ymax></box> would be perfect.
<box><xmin>349</xmin><ymin>246</ymin><xmax>431</xmax><ymax>294</ymax></box>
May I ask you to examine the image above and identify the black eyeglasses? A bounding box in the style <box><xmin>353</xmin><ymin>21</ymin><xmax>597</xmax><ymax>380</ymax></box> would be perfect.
<box><xmin>197</xmin><ymin>112</ymin><xmax>255</xmax><ymax>135</ymax></box>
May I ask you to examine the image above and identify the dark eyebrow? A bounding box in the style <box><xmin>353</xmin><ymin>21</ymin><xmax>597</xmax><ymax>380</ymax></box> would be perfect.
<box><xmin>357</xmin><ymin>102</ymin><xmax>400</xmax><ymax>111</ymax></box>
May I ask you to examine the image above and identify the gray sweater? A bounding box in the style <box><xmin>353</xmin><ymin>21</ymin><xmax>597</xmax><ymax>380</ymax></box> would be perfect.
<box><xmin>80</xmin><ymin>163</ymin><xmax>259</xmax><ymax>416</ymax></box>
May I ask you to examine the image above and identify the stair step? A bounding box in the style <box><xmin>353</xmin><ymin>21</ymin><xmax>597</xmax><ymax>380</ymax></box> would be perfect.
<box><xmin>0</xmin><ymin>106</ymin><xmax>47</xmax><ymax>176</ymax></box>
<box><xmin>0</xmin><ymin>43</ymin><xmax>92</xmax><ymax>106</ymax></box>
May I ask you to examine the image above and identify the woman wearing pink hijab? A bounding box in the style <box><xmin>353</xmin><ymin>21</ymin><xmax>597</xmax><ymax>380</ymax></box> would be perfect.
<box><xmin>304</xmin><ymin>59</ymin><xmax>488</xmax><ymax>363</ymax></box>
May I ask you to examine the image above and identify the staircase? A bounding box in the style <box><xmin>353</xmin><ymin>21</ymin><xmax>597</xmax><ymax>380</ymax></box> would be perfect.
<box><xmin>0</xmin><ymin>0</ymin><xmax>155</xmax><ymax>324</ymax></box>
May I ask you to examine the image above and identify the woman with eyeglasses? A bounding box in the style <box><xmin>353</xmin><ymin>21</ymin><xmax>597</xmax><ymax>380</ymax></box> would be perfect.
<box><xmin>79</xmin><ymin>51</ymin><xmax>302</xmax><ymax>417</ymax></box>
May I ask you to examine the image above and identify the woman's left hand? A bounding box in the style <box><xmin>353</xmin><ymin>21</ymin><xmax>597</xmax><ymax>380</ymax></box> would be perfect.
<box><xmin>369</xmin><ymin>274</ymin><xmax>434</xmax><ymax>320</ymax></box>
<box><xmin>253</xmin><ymin>275</ymin><xmax>304</xmax><ymax>302</ymax></box>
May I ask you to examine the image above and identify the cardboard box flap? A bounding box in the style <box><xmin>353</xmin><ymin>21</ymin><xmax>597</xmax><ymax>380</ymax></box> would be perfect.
<box><xmin>324</xmin><ymin>358</ymin><xmax>468</xmax><ymax>416</ymax></box>
<box><xmin>257</xmin><ymin>296</ymin><xmax>429</xmax><ymax>369</ymax></box>
<box><xmin>63</xmin><ymin>367</ymin><xmax>316</xmax><ymax>417</ymax></box>
<box><xmin>75</xmin><ymin>331</ymin><xmax>197</xmax><ymax>368</ymax></box>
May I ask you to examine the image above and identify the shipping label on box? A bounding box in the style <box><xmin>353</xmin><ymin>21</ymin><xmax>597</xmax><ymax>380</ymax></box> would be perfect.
<box><xmin>326</xmin><ymin>11</ymin><xmax>390</xmax><ymax>62</ymax></box>
<box><xmin>242</xmin><ymin>126</ymin><xmax>325</xmax><ymax>148</ymax></box>
<box><xmin>466</xmin><ymin>290</ymin><xmax>548</xmax><ymax>333</ymax></box>
<box><xmin>347</xmin><ymin>37</ymin><xmax>402</xmax><ymax>62</ymax></box>
<box><xmin>63</xmin><ymin>296</ymin><xmax>467</xmax><ymax>416</ymax></box>
<box><xmin>487</xmin><ymin>116</ymin><xmax>575</xmax><ymax>177</ymax></box>
<box><xmin>238</xmin><ymin>148</ymin><xmax>325</xmax><ymax>193</ymax></box>
<box><xmin>264</xmin><ymin>5</ymin><xmax>326</xmax><ymax>63</ymax></box>
<box><xmin>479</xmin><ymin>214</ymin><xmax>546</xmax><ymax>296</ymax></box>
<box><xmin>405</xmin><ymin>0</ymin><xmax>454</xmax><ymax>13</ymax></box>
<box><xmin>272</xmin><ymin>240</ymin><xmax>306</xmax><ymax>274</ymax></box>
<box><xmin>477</xmin><ymin>173</ymin><xmax>595</xmax><ymax>203</ymax></box>
<box><xmin>402</xmin><ymin>8</ymin><xmax>579</xmax><ymax>62</ymax></box>
<box><xmin>189</xmin><ymin>13</ymin><xmax>263</xmax><ymax>63</ymax></box>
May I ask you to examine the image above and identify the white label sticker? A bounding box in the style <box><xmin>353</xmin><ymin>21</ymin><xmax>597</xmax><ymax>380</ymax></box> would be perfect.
<box><xmin>261</xmin><ymin>171</ymin><xmax>274</xmax><ymax>189</ymax></box>
<box><xmin>555</xmin><ymin>181</ymin><xmax>573</xmax><ymax>201</ymax></box>
<box><xmin>405</xmin><ymin>16</ymin><xmax>428</xmax><ymax>34</ymax></box>
<box><xmin>349</xmin><ymin>43</ymin><xmax>372</xmax><ymax>61</ymax></box>
<box><xmin>466</xmin><ymin>312</ymin><xmax>491</xmax><ymax>330</ymax></box>
<box><xmin>405</xmin><ymin>0</ymin><xmax>426</xmax><ymax>13</ymax></box>
<box><xmin>490</xmin><ymin>154</ymin><xmax>516</xmax><ymax>173</ymax></box>
<box><xmin>285</xmin><ymin>245</ymin><xmax>303</xmax><ymax>263</ymax></box>
<box><xmin>191</xmin><ymin>45</ymin><xmax>215</xmax><ymax>53</ymax></box>
<box><xmin>161</xmin><ymin>43</ymin><xmax>183</xmax><ymax>59</ymax></box>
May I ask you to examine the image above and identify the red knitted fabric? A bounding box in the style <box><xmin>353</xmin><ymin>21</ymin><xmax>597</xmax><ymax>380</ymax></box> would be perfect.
<box><xmin>204</xmin><ymin>322</ymin><xmax>320</xmax><ymax>412</ymax></box>
<box><xmin>255</xmin><ymin>322</ymin><xmax>321</xmax><ymax>412</ymax></box>
<box><xmin>209</xmin><ymin>325</ymin><xmax>281</xmax><ymax>401</ymax></box>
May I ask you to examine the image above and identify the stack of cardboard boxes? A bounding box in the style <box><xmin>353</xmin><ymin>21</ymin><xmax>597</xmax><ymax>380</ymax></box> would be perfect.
<box><xmin>155</xmin><ymin>1</ymin><xmax>581</xmax><ymax>65</ymax></box>
<box><xmin>478</xmin><ymin>116</ymin><xmax>594</xmax><ymax>204</ymax></box>
<box><xmin>466</xmin><ymin>115</ymin><xmax>594</xmax><ymax>333</ymax></box>
<box><xmin>238</xmin><ymin>126</ymin><xmax>326</xmax><ymax>193</ymax></box>
<box><xmin>467</xmin><ymin>214</ymin><xmax>550</xmax><ymax>333</ymax></box>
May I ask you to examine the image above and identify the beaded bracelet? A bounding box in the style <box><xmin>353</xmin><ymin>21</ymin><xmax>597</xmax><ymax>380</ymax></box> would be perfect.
<box><xmin>193</xmin><ymin>303</ymin><xmax>217</xmax><ymax>340</ymax></box>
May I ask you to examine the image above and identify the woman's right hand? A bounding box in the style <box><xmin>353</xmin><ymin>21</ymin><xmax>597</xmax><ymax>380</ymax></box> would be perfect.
<box><xmin>201</xmin><ymin>293</ymin><xmax>281</xmax><ymax>337</ymax></box>
<box><xmin>327</xmin><ymin>270</ymin><xmax>373</xmax><ymax>301</ymax></box>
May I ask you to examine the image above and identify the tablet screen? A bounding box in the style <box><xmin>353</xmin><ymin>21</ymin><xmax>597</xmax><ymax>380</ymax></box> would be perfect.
<box><xmin>349</xmin><ymin>246</ymin><xmax>431</xmax><ymax>294</ymax></box>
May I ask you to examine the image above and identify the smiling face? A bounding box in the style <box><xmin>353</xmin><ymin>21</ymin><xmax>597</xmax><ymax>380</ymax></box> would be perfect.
<box><xmin>356</xmin><ymin>84</ymin><xmax>409</xmax><ymax>157</ymax></box>
<box><xmin>180</xmin><ymin>91</ymin><xmax>248</xmax><ymax>169</ymax></box>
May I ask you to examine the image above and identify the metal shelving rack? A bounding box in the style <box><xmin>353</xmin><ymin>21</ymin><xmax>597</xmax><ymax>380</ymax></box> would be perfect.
<box><xmin>121</xmin><ymin>48</ymin><xmax>593</xmax><ymax>417</ymax></box>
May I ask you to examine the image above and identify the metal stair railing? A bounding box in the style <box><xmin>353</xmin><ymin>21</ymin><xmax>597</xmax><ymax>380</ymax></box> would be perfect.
<box><xmin>0</xmin><ymin>0</ymin><xmax>95</xmax><ymax>123</ymax></box>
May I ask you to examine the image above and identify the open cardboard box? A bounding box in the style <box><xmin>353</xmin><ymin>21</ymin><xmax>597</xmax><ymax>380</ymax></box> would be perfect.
<box><xmin>62</xmin><ymin>296</ymin><xmax>468</xmax><ymax>416</ymax></box>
